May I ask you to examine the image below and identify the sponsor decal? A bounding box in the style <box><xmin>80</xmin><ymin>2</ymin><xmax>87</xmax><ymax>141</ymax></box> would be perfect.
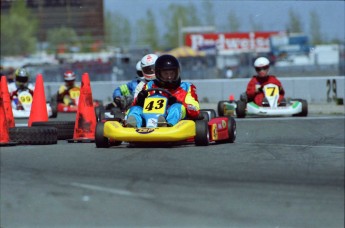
<box><xmin>212</xmin><ymin>124</ymin><xmax>218</xmax><ymax>140</ymax></box>
<box><xmin>136</xmin><ymin>128</ymin><xmax>155</xmax><ymax>134</ymax></box>
<box><xmin>222</xmin><ymin>120</ymin><xmax>227</xmax><ymax>128</ymax></box>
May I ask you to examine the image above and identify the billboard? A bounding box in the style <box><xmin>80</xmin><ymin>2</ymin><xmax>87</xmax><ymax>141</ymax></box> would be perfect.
<box><xmin>185</xmin><ymin>31</ymin><xmax>284</xmax><ymax>55</ymax></box>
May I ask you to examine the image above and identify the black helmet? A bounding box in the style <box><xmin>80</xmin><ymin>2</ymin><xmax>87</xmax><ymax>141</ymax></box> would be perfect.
<box><xmin>154</xmin><ymin>54</ymin><xmax>181</xmax><ymax>90</ymax></box>
<box><xmin>15</xmin><ymin>68</ymin><xmax>30</xmax><ymax>84</ymax></box>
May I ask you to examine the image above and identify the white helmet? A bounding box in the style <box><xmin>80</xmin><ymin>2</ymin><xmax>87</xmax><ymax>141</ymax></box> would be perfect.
<box><xmin>136</xmin><ymin>60</ymin><xmax>143</xmax><ymax>79</ymax></box>
<box><xmin>141</xmin><ymin>54</ymin><xmax>158</xmax><ymax>81</ymax></box>
<box><xmin>64</xmin><ymin>70</ymin><xmax>76</xmax><ymax>81</ymax></box>
<box><xmin>254</xmin><ymin>57</ymin><xmax>270</xmax><ymax>68</ymax></box>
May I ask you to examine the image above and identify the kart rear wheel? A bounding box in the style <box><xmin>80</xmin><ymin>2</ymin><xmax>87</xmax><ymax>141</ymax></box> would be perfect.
<box><xmin>236</xmin><ymin>100</ymin><xmax>246</xmax><ymax>118</ymax></box>
<box><xmin>195</xmin><ymin>119</ymin><xmax>209</xmax><ymax>146</ymax></box>
<box><xmin>95</xmin><ymin>122</ymin><xmax>109</xmax><ymax>148</ymax></box>
<box><xmin>217</xmin><ymin>100</ymin><xmax>228</xmax><ymax>116</ymax></box>
<box><xmin>200</xmin><ymin>108</ymin><xmax>217</xmax><ymax>119</ymax></box>
<box><xmin>215</xmin><ymin>117</ymin><xmax>236</xmax><ymax>144</ymax></box>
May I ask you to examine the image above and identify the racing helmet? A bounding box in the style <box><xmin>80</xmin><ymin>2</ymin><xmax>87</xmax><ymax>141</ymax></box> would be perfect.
<box><xmin>140</xmin><ymin>54</ymin><xmax>158</xmax><ymax>81</ymax></box>
<box><xmin>15</xmin><ymin>68</ymin><xmax>30</xmax><ymax>87</ymax></box>
<box><xmin>154</xmin><ymin>54</ymin><xmax>181</xmax><ymax>90</ymax></box>
<box><xmin>136</xmin><ymin>60</ymin><xmax>144</xmax><ymax>79</ymax></box>
<box><xmin>254</xmin><ymin>57</ymin><xmax>270</xmax><ymax>72</ymax></box>
<box><xmin>64</xmin><ymin>70</ymin><xmax>76</xmax><ymax>81</ymax></box>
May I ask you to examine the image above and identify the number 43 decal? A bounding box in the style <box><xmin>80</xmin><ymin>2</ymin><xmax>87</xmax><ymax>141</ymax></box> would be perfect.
<box><xmin>143</xmin><ymin>97</ymin><xmax>167</xmax><ymax>114</ymax></box>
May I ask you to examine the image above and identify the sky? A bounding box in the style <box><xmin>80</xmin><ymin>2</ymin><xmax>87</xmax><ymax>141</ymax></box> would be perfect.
<box><xmin>104</xmin><ymin>0</ymin><xmax>345</xmax><ymax>42</ymax></box>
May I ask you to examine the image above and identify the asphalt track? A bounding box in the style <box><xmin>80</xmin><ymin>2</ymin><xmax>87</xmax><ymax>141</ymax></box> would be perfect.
<box><xmin>1</xmin><ymin>107</ymin><xmax>344</xmax><ymax>227</ymax></box>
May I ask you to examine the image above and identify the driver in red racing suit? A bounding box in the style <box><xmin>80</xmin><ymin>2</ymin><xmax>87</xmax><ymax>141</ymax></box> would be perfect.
<box><xmin>246</xmin><ymin>57</ymin><xmax>285</xmax><ymax>106</ymax></box>
<box><xmin>126</xmin><ymin>54</ymin><xmax>200</xmax><ymax>128</ymax></box>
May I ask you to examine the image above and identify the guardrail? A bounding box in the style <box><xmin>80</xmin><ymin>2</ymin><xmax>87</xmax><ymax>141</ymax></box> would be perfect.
<box><xmin>44</xmin><ymin>76</ymin><xmax>344</xmax><ymax>104</ymax></box>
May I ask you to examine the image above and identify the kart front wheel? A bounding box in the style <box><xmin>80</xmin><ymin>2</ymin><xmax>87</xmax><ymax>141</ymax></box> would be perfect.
<box><xmin>236</xmin><ymin>100</ymin><xmax>246</xmax><ymax>118</ymax></box>
<box><xmin>195</xmin><ymin>120</ymin><xmax>209</xmax><ymax>146</ymax></box>
<box><xmin>95</xmin><ymin>122</ymin><xmax>109</xmax><ymax>148</ymax></box>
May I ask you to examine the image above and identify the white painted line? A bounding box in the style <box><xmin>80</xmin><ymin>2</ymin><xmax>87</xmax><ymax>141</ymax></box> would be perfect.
<box><xmin>236</xmin><ymin>116</ymin><xmax>345</xmax><ymax>121</ymax></box>
<box><xmin>241</xmin><ymin>142</ymin><xmax>345</xmax><ymax>150</ymax></box>
<box><xmin>15</xmin><ymin>123</ymin><xmax>28</xmax><ymax>127</ymax></box>
<box><xmin>70</xmin><ymin>182</ymin><xmax>154</xmax><ymax>199</ymax></box>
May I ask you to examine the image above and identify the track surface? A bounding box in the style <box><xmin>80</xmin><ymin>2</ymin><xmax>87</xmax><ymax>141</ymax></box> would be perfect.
<box><xmin>1</xmin><ymin>112</ymin><xmax>344</xmax><ymax>227</ymax></box>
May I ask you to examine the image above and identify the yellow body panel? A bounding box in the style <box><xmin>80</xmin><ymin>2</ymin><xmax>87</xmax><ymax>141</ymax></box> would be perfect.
<box><xmin>104</xmin><ymin>120</ymin><xmax>196</xmax><ymax>142</ymax></box>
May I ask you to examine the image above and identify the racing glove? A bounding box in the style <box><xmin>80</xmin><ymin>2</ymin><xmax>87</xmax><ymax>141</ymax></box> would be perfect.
<box><xmin>113</xmin><ymin>96</ymin><xmax>122</xmax><ymax>108</ymax></box>
<box><xmin>136</xmin><ymin>90</ymin><xmax>149</xmax><ymax>107</ymax></box>
<box><xmin>167</xmin><ymin>96</ymin><xmax>178</xmax><ymax>106</ymax></box>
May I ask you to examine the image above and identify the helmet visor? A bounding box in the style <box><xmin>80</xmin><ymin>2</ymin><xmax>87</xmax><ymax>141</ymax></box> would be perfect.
<box><xmin>255</xmin><ymin>66</ymin><xmax>269</xmax><ymax>72</ymax></box>
<box><xmin>159</xmin><ymin>69</ymin><xmax>179</xmax><ymax>82</ymax></box>
<box><xmin>16</xmin><ymin>76</ymin><xmax>29</xmax><ymax>83</ymax></box>
<box><xmin>142</xmin><ymin>65</ymin><xmax>155</xmax><ymax>75</ymax></box>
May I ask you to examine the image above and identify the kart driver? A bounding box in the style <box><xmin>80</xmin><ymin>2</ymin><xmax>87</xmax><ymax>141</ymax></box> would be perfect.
<box><xmin>105</xmin><ymin>60</ymin><xmax>145</xmax><ymax>111</ymax></box>
<box><xmin>57</xmin><ymin>70</ymin><xmax>80</xmax><ymax>104</ymax></box>
<box><xmin>133</xmin><ymin>53</ymin><xmax>159</xmax><ymax>98</ymax></box>
<box><xmin>246</xmin><ymin>57</ymin><xmax>285</xmax><ymax>106</ymax></box>
<box><xmin>8</xmin><ymin>67</ymin><xmax>35</xmax><ymax>99</ymax></box>
<box><xmin>126</xmin><ymin>54</ymin><xmax>200</xmax><ymax>128</ymax></box>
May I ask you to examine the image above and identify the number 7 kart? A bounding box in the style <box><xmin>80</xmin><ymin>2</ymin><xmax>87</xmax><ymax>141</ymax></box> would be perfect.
<box><xmin>218</xmin><ymin>83</ymin><xmax>308</xmax><ymax>118</ymax></box>
<box><xmin>95</xmin><ymin>88</ymin><xmax>236</xmax><ymax>148</ymax></box>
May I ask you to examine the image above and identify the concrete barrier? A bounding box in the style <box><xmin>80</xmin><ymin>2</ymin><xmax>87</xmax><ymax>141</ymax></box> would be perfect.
<box><xmin>44</xmin><ymin>76</ymin><xmax>344</xmax><ymax>104</ymax></box>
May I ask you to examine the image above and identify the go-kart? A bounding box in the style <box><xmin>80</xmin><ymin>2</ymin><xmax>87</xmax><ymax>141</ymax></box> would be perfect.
<box><xmin>12</xmin><ymin>89</ymin><xmax>57</xmax><ymax>118</ymax></box>
<box><xmin>51</xmin><ymin>87</ymin><xmax>102</xmax><ymax>113</ymax></box>
<box><xmin>218</xmin><ymin>83</ymin><xmax>308</xmax><ymax>118</ymax></box>
<box><xmin>95</xmin><ymin>88</ymin><xmax>236</xmax><ymax>148</ymax></box>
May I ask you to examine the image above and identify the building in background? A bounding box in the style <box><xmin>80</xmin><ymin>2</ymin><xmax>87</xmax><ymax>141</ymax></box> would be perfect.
<box><xmin>0</xmin><ymin>0</ymin><xmax>104</xmax><ymax>42</ymax></box>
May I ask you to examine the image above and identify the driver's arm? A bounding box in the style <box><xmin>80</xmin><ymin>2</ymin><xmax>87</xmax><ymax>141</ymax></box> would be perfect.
<box><xmin>182</xmin><ymin>84</ymin><xmax>200</xmax><ymax>119</ymax></box>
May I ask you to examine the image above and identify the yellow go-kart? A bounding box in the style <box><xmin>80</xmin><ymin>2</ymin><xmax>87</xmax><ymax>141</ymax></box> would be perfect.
<box><xmin>95</xmin><ymin>88</ymin><xmax>236</xmax><ymax>148</ymax></box>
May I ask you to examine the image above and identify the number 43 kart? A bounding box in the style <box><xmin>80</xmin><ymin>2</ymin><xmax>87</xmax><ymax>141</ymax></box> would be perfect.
<box><xmin>218</xmin><ymin>83</ymin><xmax>308</xmax><ymax>118</ymax></box>
<box><xmin>95</xmin><ymin>88</ymin><xmax>236</xmax><ymax>148</ymax></box>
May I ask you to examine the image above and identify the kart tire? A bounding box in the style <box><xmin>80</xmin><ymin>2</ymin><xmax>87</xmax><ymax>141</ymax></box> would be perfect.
<box><xmin>49</xmin><ymin>94</ymin><xmax>58</xmax><ymax>118</ymax></box>
<box><xmin>200</xmin><ymin>108</ymin><xmax>217</xmax><ymax>119</ymax></box>
<box><xmin>95</xmin><ymin>106</ymin><xmax>105</xmax><ymax>122</ymax></box>
<box><xmin>194</xmin><ymin>119</ymin><xmax>209</xmax><ymax>146</ymax></box>
<box><xmin>236</xmin><ymin>100</ymin><xmax>246</xmax><ymax>118</ymax></box>
<box><xmin>217</xmin><ymin>100</ymin><xmax>228</xmax><ymax>116</ymax></box>
<box><xmin>292</xmin><ymin>99</ymin><xmax>308</xmax><ymax>117</ymax></box>
<box><xmin>215</xmin><ymin>117</ymin><xmax>236</xmax><ymax>144</ymax></box>
<box><xmin>32</xmin><ymin>121</ymin><xmax>75</xmax><ymax>140</ymax></box>
<box><xmin>95</xmin><ymin>122</ymin><xmax>110</xmax><ymax>148</ymax></box>
<box><xmin>9</xmin><ymin>127</ymin><xmax>58</xmax><ymax>145</ymax></box>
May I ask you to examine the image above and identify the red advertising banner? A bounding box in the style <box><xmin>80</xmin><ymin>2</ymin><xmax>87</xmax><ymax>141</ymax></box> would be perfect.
<box><xmin>185</xmin><ymin>32</ymin><xmax>285</xmax><ymax>54</ymax></box>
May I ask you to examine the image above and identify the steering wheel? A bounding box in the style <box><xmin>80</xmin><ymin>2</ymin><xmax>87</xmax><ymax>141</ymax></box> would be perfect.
<box><xmin>146</xmin><ymin>88</ymin><xmax>174</xmax><ymax>99</ymax></box>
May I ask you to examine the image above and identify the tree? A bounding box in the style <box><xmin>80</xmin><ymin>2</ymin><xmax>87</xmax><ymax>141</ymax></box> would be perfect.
<box><xmin>0</xmin><ymin>0</ymin><xmax>37</xmax><ymax>56</ymax></box>
<box><xmin>104</xmin><ymin>11</ymin><xmax>131</xmax><ymax>47</ymax></box>
<box><xmin>202</xmin><ymin>0</ymin><xmax>215</xmax><ymax>26</ymax></box>
<box><xmin>46</xmin><ymin>27</ymin><xmax>79</xmax><ymax>53</ymax></box>
<box><xmin>249</xmin><ymin>14</ymin><xmax>263</xmax><ymax>31</ymax></box>
<box><xmin>136</xmin><ymin>10</ymin><xmax>160</xmax><ymax>50</ymax></box>
<box><xmin>309</xmin><ymin>10</ymin><xmax>323</xmax><ymax>45</ymax></box>
<box><xmin>287</xmin><ymin>8</ymin><xmax>303</xmax><ymax>33</ymax></box>
<box><xmin>163</xmin><ymin>3</ymin><xmax>201</xmax><ymax>49</ymax></box>
<box><xmin>227</xmin><ymin>10</ymin><xmax>241</xmax><ymax>32</ymax></box>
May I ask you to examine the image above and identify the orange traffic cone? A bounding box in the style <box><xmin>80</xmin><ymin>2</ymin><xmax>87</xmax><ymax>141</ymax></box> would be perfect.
<box><xmin>68</xmin><ymin>73</ymin><xmax>96</xmax><ymax>143</ymax></box>
<box><xmin>0</xmin><ymin>92</ymin><xmax>16</xmax><ymax>146</ymax></box>
<box><xmin>0</xmin><ymin>76</ymin><xmax>15</xmax><ymax>128</ymax></box>
<box><xmin>28</xmin><ymin>74</ymin><xmax>48</xmax><ymax>127</ymax></box>
<box><xmin>229</xmin><ymin>94</ymin><xmax>235</xmax><ymax>101</ymax></box>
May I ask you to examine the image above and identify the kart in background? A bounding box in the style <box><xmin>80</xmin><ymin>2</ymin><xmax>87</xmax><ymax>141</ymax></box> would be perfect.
<box><xmin>218</xmin><ymin>83</ymin><xmax>308</xmax><ymax>118</ymax></box>
<box><xmin>12</xmin><ymin>89</ymin><xmax>57</xmax><ymax>118</ymax></box>
<box><xmin>95</xmin><ymin>88</ymin><xmax>236</xmax><ymax>148</ymax></box>
<box><xmin>50</xmin><ymin>87</ymin><xmax>102</xmax><ymax>114</ymax></box>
